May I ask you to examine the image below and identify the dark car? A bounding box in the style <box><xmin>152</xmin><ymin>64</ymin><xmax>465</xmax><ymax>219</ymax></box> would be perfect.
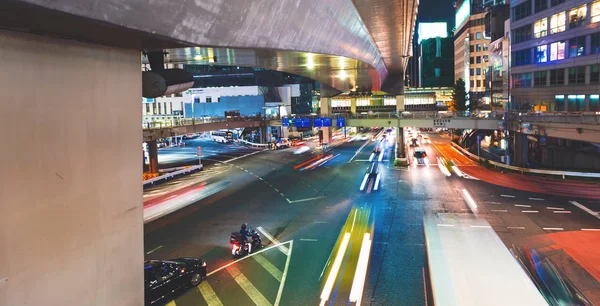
<box><xmin>145</xmin><ymin>258</ymin><xmax>207</xmax><ymax>305</ymax></box>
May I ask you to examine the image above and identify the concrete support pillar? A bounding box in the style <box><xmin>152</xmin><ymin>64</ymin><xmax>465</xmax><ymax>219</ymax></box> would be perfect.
<box><xmin>351</xmin><ymin>97</ymin><xmax>357</xmax><ymax>115</ymax></box>
<box><xmin>320</xmin><ymin>97</ymin><xmax>332</xmax><ymax>145</ymax></box>
<box><xmin>0</xmin><ymin>30</ymin><xmax>142</xmax><ymax>305</ymax></box>
<box><xmin>260</xmin><ymin>125</ymin><xmax>267</xmax><ymax>144</ymax></box>
<box><xmin>147</xmin><ymin>140</ymin><xmax>159</xmax><ymax>173</ymax></box>
<box><xmin>396</xmin><ymin>126</ymin><xmax>406</xmax><ymax>158</ymax></box>
<box><xmin>396</xmin><ymin>95</ymin><xmax>405</xmax><ymax>113</ymax></box>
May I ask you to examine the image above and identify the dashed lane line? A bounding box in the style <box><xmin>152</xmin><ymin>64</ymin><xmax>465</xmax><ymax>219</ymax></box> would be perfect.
<box><xmin>543</xmin><ymin>227</ymin><xmax>564</xmax><ymax>231</ymax></box>
<box><xmin>491</xmin><ymin>209</ymin><xmax>508</xmax><ymax>213</ymax></box>
<box><xmin>522</xmin><ymin>210</ymin><xmax>539</xmax><ymax>213</ymax></box>
<box><xmin>582</xmin><ymin>228</ymin><xmax>600</xmax><ymax>231</ymax></box>
<box><xmin>529</xmin><ymin>197</ymin><xmax>544</xmax><ymax>201</ymax></box>
<box><xmin>197</xmin><ymin>282</ymin><xmax>224</xmax><ymax>306</ymax></box>
<box><xmin>501</xmin><ymin>194</ymin><xmax>515</xmax><ymax>198</ymax></box>
<box><xmin>146</xmin><ymin>245</ymin><xmax>163</xmax><ymax>255</ymax></box>
<box><xmin>300</xmin><ymin>238</ymin><xmax>319</xmax><ymax>242</ymax></box>
<box><xmin>253</xmin><ymin>254</ymin><xmax>283</xmax><ymax>282</ymax></box>
<box><xmin>553</xmin><ymin>211</ymin><xmax>572</xmax><ymax>214</ymax></box>
<box><xmin>227</xmin><ymin>266</ymin><xmax>272</xmax><ymax>306</ymax></box>
<box><xmin>507</xmin><ymin>226</ymin><xmax>526</xmax><ymax>230</ymax></box>
<box><xmin>515</xmin><ymin>204</ymin><xmax>531</xmax><ymax>208</ymax></box>
<box><xmin>486</xmin><ymin>201</ymin><xmax>501</xmax><ymax>205</ymax></box>
<box><xmin>546</xmin><ymin>207</ymin><xmax>564</xmax><ymax>210</ymax></box>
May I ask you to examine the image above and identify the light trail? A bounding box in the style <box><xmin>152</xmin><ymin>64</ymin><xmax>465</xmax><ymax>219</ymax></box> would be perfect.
<box><xmin>319</xmin><ymin>233</ymin><xmax>351</xmax><ymax>306</ymax></box>
<box><xmin>349</xmin><ymin>233</ymin><xmax>372</xmax><ymax>305</ymax></box>
<box><xmin>359</xmin><ymin>173</ymin><xmax>369</xmax><ymax>191</ymax></box>
<box><xmin>374</xmin><ymin>173</ymin><xmax>381</xmax><ymax>191</ymax></box>
<box><xmin>461</xmin><ymin>188</ymin><xmax>478</xmax><ymax>211</ymax></box>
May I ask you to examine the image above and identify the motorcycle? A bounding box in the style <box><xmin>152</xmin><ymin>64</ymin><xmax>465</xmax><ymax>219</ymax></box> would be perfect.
<box><xmin>230</xmin><ymin>228</ymin><xmax>262</xmax><ymax>258</ymax></box>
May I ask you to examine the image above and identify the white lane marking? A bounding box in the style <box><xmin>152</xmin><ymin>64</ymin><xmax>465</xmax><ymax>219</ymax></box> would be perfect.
<box><xmin>274</xmin><ymin>188</ymin><xmax>279</xmax><ymax>192</ymax></box>
<box><xmin>554</xmin><ymin>211</ymin><xmax>572</xmax><ymax>214</ymax></box>
<box><xmin>300</xmin><ymin>238</ymin><xmax>318</xmax><ymax>242</ymax></box>
<box><xmin>286</xmin><ymin>198</ymin><xmax>291</xmax><ymax>203</ymax></box>
<box><xmin>461</xmin><ymin>189</ymin><xmax>478</xmax><ymax>211</ymax></box>
<box><xmin>529</xmin><ymin>197</ymin><xmax>544</xmax><ymax>201</ymax></box>
<box><xmin>437</xmin><ymin>224</ymin><xmax>455</xmax><ymax>227</ymax></box>
<box><xmin>223</xmin><ymin>149</ymin><xmax>266</xmax><ymax>163</ymax></box>
<box><xmin>515</xmin><ymin>204</ymin><xmax>531</xmax><ymax>208</ymax></box>
<box><xmin>470</xmin><ymin>225</ymin><xmax>492</xmax><ymax>228</ymax></box>
<box><xmin>570</xmin><ymin>201</ymin><xmax>600</xmax><ymax>220</ymax></box>
<box><xmin>253</xmin><ymin>254</ymin><xmax>283</xmax><ymax>282</ymax></box>
<box><xmin>287</xmin><ymin>196</ymin><xmax>326</xmax><ymax>204</ymax></box>
<box><xmin>197</xmin><ymin>281</ymin><xmax>224</xmax><ymax>306</ymax></box>
<box><xmin>257</xmin><ymin>226</ymin><xmax>289</xmax><ymax>255</ymax></box>
<box><xmin>349</xmin><ymin>140</ymin><xmax>370</xmax><ymax>163</ymax></box>
<box><xmin>487</xmin><ymin>202</ymin><xmax>501</xmax><ymax>205</ymax></box>
<box><xmin>522</xmin><ymin>210</ymin><xmax>539</xmax><ymax>213</ymax></box>
<box><xmin>543</xmin><ymin>227</ymin><xmax>564</xmax><ymax>231</ymax></box>
<box><xmin>146</xmin><ymin>245</ymin><xmax>163</xmax><ymax>255</ymax></box>
<box><xmin>491</xmin><ymin>209</ymin><xmax>508</xmax><ymax>213</ymax></box>
<box><xmin>274</xmin><ymin>240</ymin><xmax>293</xmax><ymax>306</ymax></box>
<box><xmin>349</xmin><ymin>233</ymin><xmax>373</xmax><ymax>305</ymax></box>
<box><xmin>227</xmin><ymin>266</ymin><xmax>272</xmax><ymax>306</ymax></box>
<box><xmin>208</xmin><ymin>241</ymin><xmax>291</xmax><ymax>277</ymax></box>
<box><xmin>320</xmin><ymin>233</ymin><xmax>351</xmax><ymax>306</ymax></box>
<box><xmin>508</xmin><ymin>226</ymin><xmax>526</xmax><ymax>230</ymax></box>
<box><xmin>244</xmin><ymin>169</ymin><xmax>249</xmax><ymax>173</ymax></box>
<box><xmin>501</xmin><ymin>194</ymin><xmax>515</xmax><ymax>198</ymax></box>
<box><xmin>581</xmin><ymin>228</ymin><xmax>600</xmax><ymax>231</ymax></box>
<box><xmin>279</xmin><ymin>193</ymin><xmax>285</xmax><ymax>197</ymax></box>
<box><xmin>259</xmin><ymin>177</ymin><xmax>264</xmax><ymax>181</ymax></box>
<box><xmin>546</xmin><ymin>207</ymin><xmax>565</xmax><ymax>210</ymax></box>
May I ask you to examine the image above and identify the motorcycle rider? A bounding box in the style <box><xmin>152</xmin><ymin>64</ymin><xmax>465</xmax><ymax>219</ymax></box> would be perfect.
<box><xmin>239</xmin><ymin>223</ymin><xmax>252</xmax><ymax>253</ymax></box>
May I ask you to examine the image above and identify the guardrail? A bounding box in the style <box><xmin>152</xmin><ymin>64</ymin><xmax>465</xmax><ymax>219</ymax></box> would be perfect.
<box><xmin>450</xmin><ymin>142</ymin><xmax>600</xmax><ymax>179</ymax></box>
<box><xmin>143</xmin><ymin>165</ymin><xmax>203</xmax><ymax>187</ymax></box>
<box><xmin>507</xmin><ymin>111</ymin><xmax>600</xmax><ymax>124</ymax></box>
<box><xmin>237</xmin><ymin>139</ymin><xmax>269</xmax><ymax>148</ymax></box>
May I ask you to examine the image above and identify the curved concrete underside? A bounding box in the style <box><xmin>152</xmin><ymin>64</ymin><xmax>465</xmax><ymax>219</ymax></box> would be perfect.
<box><xmin>2</xmin><ymin>0</ymin><xmax>417</xmax><ymax>93</ymax></box>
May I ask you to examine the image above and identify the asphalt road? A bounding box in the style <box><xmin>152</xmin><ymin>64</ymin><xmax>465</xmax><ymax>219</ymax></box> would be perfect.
<box><xmin>143</xmin><ymin>132</ymin><xmax>600</xmax><ymax>306</ymax></box>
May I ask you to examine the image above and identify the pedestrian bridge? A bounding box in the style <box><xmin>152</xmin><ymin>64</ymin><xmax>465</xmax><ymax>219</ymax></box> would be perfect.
<box><xmin>142</xmin><ymin>112</ymin><xmax>502</xmax><ymax>141</ymax></box>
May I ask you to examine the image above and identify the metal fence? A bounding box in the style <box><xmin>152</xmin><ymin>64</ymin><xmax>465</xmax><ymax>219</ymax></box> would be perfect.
<box><xmin>143</xmin><ymin>116</ymin><xmax>266</xmax><ymax>130</ymax></box>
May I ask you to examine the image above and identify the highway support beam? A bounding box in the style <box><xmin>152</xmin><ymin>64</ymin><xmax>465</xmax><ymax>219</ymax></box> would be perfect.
<box><xmin>147</xmin><ymin>140</ymin><xmax>159</xmax><ymax>173</ymax></box>
<box><xmin>0</xmin><ymin>30</ymin><xmax>143</xmax><ymax>305</ymax></box>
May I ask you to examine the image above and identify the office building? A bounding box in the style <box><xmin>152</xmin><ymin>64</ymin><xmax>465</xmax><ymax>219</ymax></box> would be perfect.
<box><xmin>418</xmin><ymin>22</ymin><xmax>455</xmax><ymax>87</ymax></box>
<box><xmin>510</xmin><ymin>0</ymin><xmax>600</xmax><ymax>111</ymax></box>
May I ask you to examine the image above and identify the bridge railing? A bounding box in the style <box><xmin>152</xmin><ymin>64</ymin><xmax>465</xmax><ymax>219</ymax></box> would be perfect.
<box><xmin>334</xmin><ymin>111</ymin><xmax>503</xmax><ymax>120</ymax></box>
<box><xmin>143</xmin><ymin>116</ymin><xmax>265</xmax><ymax>130</ymax></box>
<box><xmin>508</xmin><ymin>111</ymin><xmax>600</xmax><ymax>124</ymax></box>
<box><xmin>236</xmin><ymin>139</ymin><xmax>269</xmax><ymax>148</ymax></box>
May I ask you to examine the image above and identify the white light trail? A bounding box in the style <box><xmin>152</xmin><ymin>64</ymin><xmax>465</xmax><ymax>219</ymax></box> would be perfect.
<box><xmin>378</xmin><ymin>151</ymin><xmax>384</xmax><ymax>162</ymax></box>
<box><xmin>461</xmin><ymin>188</ymin><xmax>478</xmax><ymax>210</ymax></box>
<box><xmin>359</xmin><ymin>173</ymin><xmax>369</xmax><ymax>191</ymax></box>
<box><xmin>320</xmin><ymin>233</ymin><xmax>351</xmax><ymax>306</ymax></box>
<box><xmin>349</xmin><ymin>233</ymin><xmax>372</xmax><ymax>305</ymax></box>
<box><xmin>369</xmin><ymin>153</ymin><xmax>375</xmax><ymax>162</ymax></box>
<box><xmin>374</xmin><ymin>173</ymin><xmax>381</xmax><ymax>191</ymax></box>
<box><xmin>451</xmin><ymin>165</ymin><xmax>464</xmax><ymax>177</ymax></box>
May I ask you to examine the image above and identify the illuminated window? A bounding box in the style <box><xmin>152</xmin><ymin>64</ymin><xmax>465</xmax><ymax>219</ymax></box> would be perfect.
<box><xmin>476</xmin><ymin>32</ymin><xmax>482</xmax><ymax>40</ymax></box>
<box><xmin>477</xmin><ymin>44</ymin><xmax>482</xmax><ymax>52</ymax></box>
<box><xmin>483</xmin><ymin>44</ymin><xmax>488</xmax><ymax>51</ymax></box>
<box><xmin>513</xmin><ymin>73</ymin><xmax>532</xmax><ymax>88</ymax></box>
<box><xmin>567</xmin><ymin>94</ymin><xmax>585</xmax><ymax>111</ymax></box>
<box><xmin>535</xmin><ymin>45</ymin><xmax>548</xmax><ymax>63</ymax></box>
<box><xmin>534</xmin><ymin>71</ymin><xmax>547</xmax><ymax>86</ymax></box>
<box><xmin>590</xmin><ymin>94</ymin><xmax>599</xmax><ymax>111</ymax></box>
<box><xmin>592</xmin><ymin>1</ymin><xmax>600</xmax><ymax>23</ymax></box>
<box><xmin>555</xmin><ymin>95</ymin><xmax>565</xmax><ymax>111</ymax></box>
<box><xmin>550</xmin><ymin>68</ymin><xmax>565</xmax><ymax>85</ymax></box>
<box><xmin>568</xmin><ymin>36</ymin><xmax>586</xmax><ymax>58</ymax></box>
<box><xmin>534</xmin><ymin>18</ymin><xmax>547</xmax><ymax>38</ymax></box>
<box><xmin>550</xmin><ymin>41</ymin><xmax>565</xmax><ymax>61</ymax></box>
<box><xmin>569</xmin><ymin>5</ymin><xmax>587</xmax><ymax>28</ymax></box>
<box><xmin>550</xmin><ymin>12</ymin><xmax>566</xmax><ymax>34</ymax></box>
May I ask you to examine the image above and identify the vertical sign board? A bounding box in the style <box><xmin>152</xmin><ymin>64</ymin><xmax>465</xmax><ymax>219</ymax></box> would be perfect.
<box><xmin>282</xmin><ymin>118</ymin><xmax>290</xmax><ymax>126</ymax></box>
<box><xmin>323</xmin><ymin>118</ymin><xmax>332</xmax><ymax>127</ymax></box>
<box><xmin>196</xmin><ymin>146</ymin><xmax>202</xmax><ymax>157</ymax></box>
<box><xmin>336</xmin><ymin>117</ymin><xmax>346</xmax><ymax>127</ymax></box>
<box><xmin>314</xmin><ymin>118</ymin><xmax>324</xmax><ymax>127</ymax></box>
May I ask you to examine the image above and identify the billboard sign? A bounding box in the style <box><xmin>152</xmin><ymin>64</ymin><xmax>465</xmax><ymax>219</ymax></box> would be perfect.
<box><xmin>314</xmin><ymin>118</ymin><xmax>324</xmax><ymax>127</ymax></box>
<box><xmin>336</xmin><ymin>117</ymin><xmax>346</xmax><ymax>127</ymax></box>
<box><xmin>323</xmin><ymin>118</ymin><xmax>332</xmax><ymax>127</ymax></box>
<box><xmin>282</xmin><ymin>118</ymin><xmax>290</xmax><ymax>127</ymax></box>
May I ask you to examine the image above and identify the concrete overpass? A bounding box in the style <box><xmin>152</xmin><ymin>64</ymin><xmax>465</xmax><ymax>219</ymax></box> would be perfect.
<box><xmin>0</xmin><ymin>1</ymin><xmax>419</xmax><ymax>305</ymax></box>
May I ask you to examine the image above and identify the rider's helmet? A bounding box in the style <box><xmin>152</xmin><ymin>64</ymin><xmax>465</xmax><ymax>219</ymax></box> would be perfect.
<box><xmin>241</xmin><ymin>223</ymin><xmax>247</xmax><ymax>230</ymax></box>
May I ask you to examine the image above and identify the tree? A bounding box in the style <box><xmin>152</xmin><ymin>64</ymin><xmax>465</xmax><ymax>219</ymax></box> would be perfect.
<box><xmin>468</xmin><ymin>93</ymin><xmax>480</xmax><ymax>112</ymax></box>
<box><xmin>450</xmin><ymin>78</ymin><xmax>468</xmax><ymax>112</ymax></box>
